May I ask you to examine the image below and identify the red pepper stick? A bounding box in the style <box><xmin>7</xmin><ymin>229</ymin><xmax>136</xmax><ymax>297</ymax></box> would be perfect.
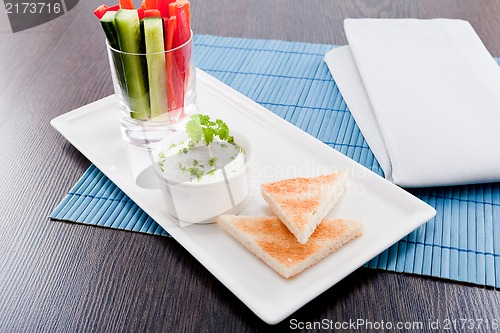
<box><xmin>94</xmin><ymin>4</ymin><xmax>121</xmax><ymax>19</ymax></box>
<box><xmin>144</xmin><ymin>0</ymin><xmax>158</xmax><ymax>9</ymax></box>
<box><xmin>175</xmin><ymin>0</ymin><xmax>190</xmax><ymax>26</ymax></box>
<box><xmin>175</xmin><ymin>1</ymin><xmax>191</xmax><ymax>90</ymax></box>
<box><xmin>143</xmin><ymin>9</ymin><xmax>161</xmax><ymax>17</ymax></box>
<box><xmin>119</xmin><ymin>0</ymin><xmax>135</xmax><ymax>9</ymax></box>
<box><xmin>169</xmin><ymin>2</ymin><xmax>191</xmax><ymax>117</ymax></box>
<box><xmin>168</xmin><ymin>2</ymin><xmax>176</xmax><ymax>17</ymax></box>
<box><xmin>137</xmin><ymin>8</ymin><xmax>144</xmax><ymax>19</ymax></box>
<box><xmin>176</xmin><ymin>7</ymin><xmax>190</xmax><ymax>85</ymax></box>
<box><xmin>176</xmin><ymin>5</ymin><xmax>190</xmax><ymax>44</ymax></box>
<box><xmin>93</xmin><ymin>5</ymin><xmax>109</xmax><ymax>19</ymax></box>
<box><xmin>165</xmin><ymin>16</ymin><xmax>183</xmax><ymax>115</ymax></box>
<box><xmin>158</xmin><ymin>0</ymin><xmax>175</xmax><ymax>18</ymax></box>
<box><xmin>164</xmin><ymin>16</ymin><xmax>176</xmax><ymax>49</ymax></box>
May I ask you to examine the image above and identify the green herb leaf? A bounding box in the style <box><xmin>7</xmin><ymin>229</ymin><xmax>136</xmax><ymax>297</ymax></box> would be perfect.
<box><xmin>185</xmin><ymin>114</ymin><xmax>233</xmax><ymax>147</ymax></box>
<box><xmin>215</xmin><ymin>119</ymin><xmax>228</xmax><ymax>140</ymax></box>
<box><xmin>186</xmin><ymin>114</ymin><xmax>205</xmax><ymax>145</ymax></box>
<box><xmin>203</xmin><ymin>127</ymin><xmax>216</xmax><ymax>145</ymax></box>
<box><xmin>209</xmin><ymin>156</ymin><xmax>218</xmax><ymax>167</ymax></box>
<box><xmin>188</xmin><ymin>166</ymin><xmax>204</xmax><ymax>180</ymax></box>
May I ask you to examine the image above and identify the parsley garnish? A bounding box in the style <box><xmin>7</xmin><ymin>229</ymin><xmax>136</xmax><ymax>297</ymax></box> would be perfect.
<box><xmin>186</xmin><ymin>114</ymin><xmax>234</xmax><ymax>148</ymax></box>
<box><xmin>164</xmin><ymin>114</ymin><xmax>237</xmax><ymax>181</ymax></box>
<box><xmin>209</xmin><ymin>157</ymin><xmax>218</xmax><ymax>167</ymax></box>
<box><xmin>188</xmin><ymin>167</ymin><xmax>204</xmax><ymax>180</ymax></box>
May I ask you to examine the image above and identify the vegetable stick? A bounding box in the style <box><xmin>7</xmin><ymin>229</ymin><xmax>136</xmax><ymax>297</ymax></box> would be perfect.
<box><xmin>144</xmin><ymin>9</ymin><xmax>161</xmax><ymax>17</ymax></box>
<box><xmin>93</xmin><ymin>5</ymin><xmax>109</xmax><ymax>19</ymax></box>
<box><xmin>165</xmin><ymin>16</ymin><xmax>185</xmax><ymax>115</ymax></box>
<box><xmin>145</xmin><ymin>0</ymin><xmax>158</xmax><ymax>9</ymax></box>
<box><xmin>119</xmin><ymin>0</ymin><xmax>135</xmax><ymax>10</ymax></box>
<box><xmin>158</xmin><ymin>0</ymin><xmax>175</xmax><ymax>18</ymax></box>
<box><xmin>137</xmin><ymin>8</ymin><xmax>144</xmax><ymax>20</ymax></box>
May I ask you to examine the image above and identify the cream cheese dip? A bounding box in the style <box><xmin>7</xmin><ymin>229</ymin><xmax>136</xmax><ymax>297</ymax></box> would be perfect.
<box><xmin>156</xmin><ymin>138</ymin><xmax>246</xmax><ymax>184</ymax></box>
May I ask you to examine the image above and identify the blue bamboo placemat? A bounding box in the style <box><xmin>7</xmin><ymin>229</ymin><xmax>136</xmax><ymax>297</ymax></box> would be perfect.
<box><xmin>51</xmin><ymin>34</ymin><xmax>500</xmax><ymax>288</ymax></box>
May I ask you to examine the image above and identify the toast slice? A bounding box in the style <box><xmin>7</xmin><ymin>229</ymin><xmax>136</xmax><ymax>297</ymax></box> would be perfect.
<box><xmin>216</xmin><ymin>215</ymin><xmax>363</xmax><ymax>279</ymax></box>
<box><xmin>260</xmin><ymin>173</ymin><xmax>346</xmax><ymax>244</ymax></box>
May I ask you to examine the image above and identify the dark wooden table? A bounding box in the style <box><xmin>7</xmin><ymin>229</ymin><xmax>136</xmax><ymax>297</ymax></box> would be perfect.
<box><xmin>1</xmin><ymin>1</ymin><xmax>499</xmax><ymax>332</ymax></box>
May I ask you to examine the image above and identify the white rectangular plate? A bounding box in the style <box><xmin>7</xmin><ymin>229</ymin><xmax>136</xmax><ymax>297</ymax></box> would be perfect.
<box><xmin>51</xmin><ymin>69</ymin><xmax>436</xmax><ymax>324</ymax></box>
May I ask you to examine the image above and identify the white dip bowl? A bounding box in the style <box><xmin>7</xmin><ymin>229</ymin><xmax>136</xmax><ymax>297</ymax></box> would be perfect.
<box><xmin>152</xmin><ymin>130</ymin><xmax>253</xmax><ymax>224</ymax></box>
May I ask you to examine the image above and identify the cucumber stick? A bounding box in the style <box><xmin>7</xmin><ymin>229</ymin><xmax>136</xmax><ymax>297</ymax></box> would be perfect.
<box><xmin>144</xmin><ymin>17</ymin><xmax>169</xmax><ymax>120</ymax></box>
<box><xmin>115</xmin><ymin>9</ymin><xmax>150</xmax><ymax>120</ymax></box>
<box><xmin>100</xmin><ymin>11</ymin><xmax>119</xmax><ymax>50</ymax></box>
<box><xmin>101</xmin><ymin>11</ymin><xmax>127</xmax><ymax>94</ymax></box>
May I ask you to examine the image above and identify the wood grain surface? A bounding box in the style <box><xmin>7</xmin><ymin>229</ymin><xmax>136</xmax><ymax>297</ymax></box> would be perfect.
<box><xmin>0</xmin><ymin>0</ymin><xmax>499</xmax><ymax>332</ymax></box>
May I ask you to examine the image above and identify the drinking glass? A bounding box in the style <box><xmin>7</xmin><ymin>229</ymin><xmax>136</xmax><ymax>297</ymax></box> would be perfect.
<box><xmin>106</xmin><ymin>31</ymin><xmax>196</xmax><ymax>149</ymax></box>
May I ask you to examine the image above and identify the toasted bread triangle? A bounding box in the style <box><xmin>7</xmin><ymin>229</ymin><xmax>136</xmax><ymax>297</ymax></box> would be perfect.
<box><xmin>260</xmin><ymin>173</ymin><xmax>346</xmax><ymax>244</ymax></box>
<box><xmin>216</xmin><ymin>215</ymin><xmax>364</xmax><ymax>279</ymax></box>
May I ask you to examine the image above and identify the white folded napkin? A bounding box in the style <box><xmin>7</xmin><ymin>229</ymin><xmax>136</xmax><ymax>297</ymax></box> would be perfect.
<box><xmin>324</xmin><ymin>19</ymin><xmax>500</xmax><ymax>187</ymax></box>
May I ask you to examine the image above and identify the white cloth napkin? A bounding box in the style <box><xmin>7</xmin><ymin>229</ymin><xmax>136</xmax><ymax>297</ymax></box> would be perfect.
<box><xmin>324</xmin><ymin>19</ymin><xmax>500</xmax><ymax>187</ymax></box>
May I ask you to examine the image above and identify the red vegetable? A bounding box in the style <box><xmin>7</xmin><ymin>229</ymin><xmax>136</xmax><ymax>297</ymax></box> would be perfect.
<box><xmin>119</xmin><ymin>0</ymin><xmax>134</xmax><ymax>9</ymax></box>
<box><xmin>93</xmin><ymin>4</ymin><xmax>121</xmax><ymax>19</ymax></box>
<box><xmin>182</xmin><ymin>0</ymin><xmax>190</xmax><ymax>26</ymax></box>
<box><xmin>165</xmin><ymin>17</ymin><xmax>176</xmax><ymax>109</ymax></box>
<box><xmin>93</xmin><ymin>5</ymin><xmax>109</xmax><ymax>19</ymax></box>
<box><xmin>165</xmin><ymin>16</ymin><xmax>184</xmax><ymax>114</ymax></box>
<box><xmin>168</xmin><ymin>2</ymin><xmax>175</xmax><ymax>17</ymax></box>
<box><xmin>143</xmin><ymin>9</ymin><xmax>161</xmax><ymax>17</ymax></box>
<box><xmin>158</xmin><ymin>0</ymin><xmax>175</xmax><ymax>18</ymax></box>
<box><xmin>166</xmin><ymin>1</ymin><xmax>191</xmax><ymax>117</ymax></box>
<box><xmin>172</xmin><ymin>0</ymin><xmax>190</xmax><ymax>26</ymax></box>
<box><xmin>171</xmin><ymin>3</ymin><xmax>191</xmax><ymax>74</ymax></box>
<box><xmin>143</xmin><ymin>0</ymin><xmax>158</xmax><ymax>9</ymax></box>
<box><xmin>168</xmin><ymin>2</ymin><xmax>190</xmax><ymax>46</ymax></box>
<box><xmin>176</xmin><ymin>5</ymin><xmax>190</xmax><ymax>44</ymax></box>
<box><xmin>137</xmin><ymin>8</ymin><xmax>145</xmax><ymax>20</ymax></box>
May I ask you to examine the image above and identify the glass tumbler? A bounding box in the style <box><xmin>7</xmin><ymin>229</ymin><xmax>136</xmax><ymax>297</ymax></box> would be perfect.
<box><xmin>106</xmin><ymin>31</ymin><xmax>196</xmax><ymax>149</ymax></box>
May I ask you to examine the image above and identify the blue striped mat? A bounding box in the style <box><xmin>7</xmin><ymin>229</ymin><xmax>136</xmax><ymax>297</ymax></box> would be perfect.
<box><xmin>51</xmin><ymin>34</ymin><xmax>500</xmax><ymax>288</ymax></box>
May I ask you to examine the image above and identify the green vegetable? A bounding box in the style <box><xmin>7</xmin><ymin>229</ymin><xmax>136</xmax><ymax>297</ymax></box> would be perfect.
<box><xmin>188</xmin><ymin>166</ymin><xmax>204</xmax><ymax>180</ymax></box>
<box><xmin>115</xmin><ymin>9</ymin><xmax>150</xmax><ymax>120</ymax></box>
<box><xmin>101</xmin><ymin>11</ymin><xmax>128</xmax><ymax>95</ymax></box>
<box><xmin>100</xmin><ymin>11</ymin><xmax>120</xmax><ymax>50</ymax></box>
<box><xmin>143</xmin><ymin>17</ymin><xmax>169</xmax><ymax>118</ymax></box>
<box><xmin>185</xmin><ymin>114</ymin><xmax>234</xmax><ymax>148</ymax></box>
